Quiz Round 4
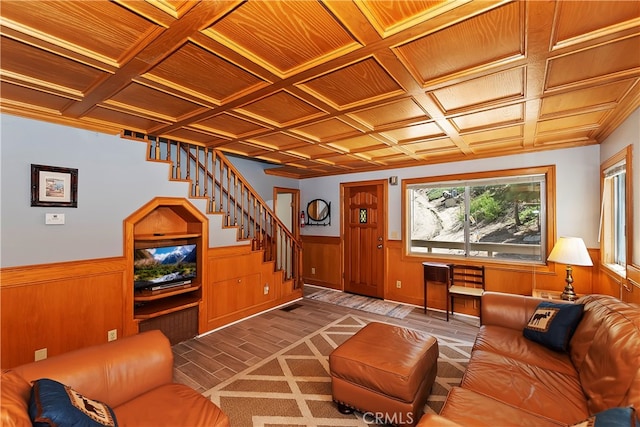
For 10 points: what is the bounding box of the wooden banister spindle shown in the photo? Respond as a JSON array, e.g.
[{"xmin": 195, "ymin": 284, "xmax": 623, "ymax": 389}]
[
  {"xmin": 210, "ymin": 150, "xmax": 216, "ymax": 212},
  {"xmin": 176, "ymin": 141, "xmax": 181, "ymax": 179},
  {"xmin": 193, "ymin": 146, "xmax": 200, "ymax": 197},
  {"xmin": 219, "ymin": 156, "xmax": 224, "ymax": 212},
  {"xmin": 226, "ymin": 166, "xmax": 231, "ymax": 225},
  {"xmin": 203, "ymin": 147, "xmax": 208, "ymax": 198},
  {"xmin": 239, "ymin": 183, "xmax": 244, "ymax": 236},
  {"xmin": 232, "ymin": 174, "xmax": 236, "ymax": 225},
  {"xmin": 186, "ymin": 144, "xmax": 191, "ymax": 180}
]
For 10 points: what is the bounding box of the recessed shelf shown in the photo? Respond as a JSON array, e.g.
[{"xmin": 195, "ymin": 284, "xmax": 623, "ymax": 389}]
[
  {"xmin": 134, "ymin": 294, "xmax": 200, "ymax": 320},
  {"xmin": 126, "ymin": 197, "xmax": 208, "ymax": 337},
  {"xmin": 134, "ymin": 284, "xmax": 201, "ymax": 302},
  {"xmin": 134, "ymin": 232, "xmax": 201, "ymax": 241}
]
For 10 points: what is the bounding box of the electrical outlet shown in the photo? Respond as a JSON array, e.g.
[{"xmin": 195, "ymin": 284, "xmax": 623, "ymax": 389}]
[
  {"xmin": 35, "ymin": 348, "xmax": 47, "ymax": 361},
  {"xmin": 311, "ymin": 267, "xmax": 316, "ymax": 274},
  {"xmin": 107, "ymin": 329, "xmax": 117, "ymax": 342},
  {"xmin": 263, "ymin": 284, "xmax": 269, "ymax": 295},
  {"xmin": 396, "ymin": 280, "xmax": 402, "ymax": 288}
]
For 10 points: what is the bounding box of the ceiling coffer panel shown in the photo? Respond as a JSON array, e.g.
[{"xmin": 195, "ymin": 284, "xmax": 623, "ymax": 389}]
[
  {"xmin": 462, "ymin": 125, "xmax": 523, "ymax": 146},
  {"xmin": 347, "ymin": 98, "xmax": 430, "ymax": 130},
  {"xmin": 451, "ymin": 104, "xmax": 525, "ymax": 133},
  {"xmin": 248, "ymin": 132, "xmax": 313, "ymax": 151},
  {"xmin": 104, "ymin": 82, "xmax": 205, "ymax": 121},
  {"xmin": 430, "ymin": 67, "xmax": 525, "ymax": 114},
  {"xmin": 380, "ymin": 122, "xmax": 445, "ymax": 144},
  {"xmin": 142, "ymin": 42, "xmax": 267, "ymax": 105},
  {"xmin": 1, "ymin": 1, "xmax": 160, "ymax": 66},
  {"xmin": 234, "ymin": 91, "xmax": 326, "ymax": 127},
  {"xmin": 289, "ymin": 118, "xmax": 362, "ymax": 143},
  {"xmin": 161, "ymin": 128, "xmax": 229, "ymax": 146},
  {"xmin": 1, "ymin": 0, "xmax": 639, "ymax": 179},
  {"xmin": 551, "ymin": 1, "xmax": 640, "ymax": 49},
  {"xmin": 545, "ymin": 35, "xmax": 640, "ymax": 91},
  {"xmin": 202, "ymin": 0, "xmax": 360, "ymax": 77},
  {"xmin": 192, "ymin": 113, "xmax": 270, "ymax": 139},
  {"xmin": 297, "ymin": 57, "xmax": 405, "ymax": 110},
  {"xmin": 356, "ymin": 0, "xmax": 469, "ymax": 38},
  {"xmin": 0, "ymin": 36, "xmax": 107, "ymax": 97},
  {"xmin": 394, "ymin": 1, "xmax": 525, "ymax": 87},
  {"xmin": 539, "ymin": 80, "xmax": 635, "ymax": 119}
]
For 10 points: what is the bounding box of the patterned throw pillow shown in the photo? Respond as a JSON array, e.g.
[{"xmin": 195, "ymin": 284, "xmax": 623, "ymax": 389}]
[
  {"xmin": 570, "ymin": 406, "xmax": 637, "ymax": 427},
  {"xmin": 523, "ymin": 301, "xmax": 584, "ymax": 352},
  {"xmin": 29, "ymin": 378, "xmax": 117, "ymax": 427}
]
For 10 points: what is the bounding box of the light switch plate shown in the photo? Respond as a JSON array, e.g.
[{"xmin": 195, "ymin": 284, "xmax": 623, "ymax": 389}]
[{"xmin": 45, "ymin": 213, "xmax": 65, "ymax": 225}]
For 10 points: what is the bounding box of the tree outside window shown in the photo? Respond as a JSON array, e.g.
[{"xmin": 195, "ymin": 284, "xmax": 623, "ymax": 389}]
[{"xmin": 405, "ymin": 167, "xmax": 553, "ymax": 263}]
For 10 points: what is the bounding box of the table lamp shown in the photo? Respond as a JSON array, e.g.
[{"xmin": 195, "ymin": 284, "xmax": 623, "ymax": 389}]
[{"xmin": 547, "ymin": 237, "xmax": 593, "ymax": 301}]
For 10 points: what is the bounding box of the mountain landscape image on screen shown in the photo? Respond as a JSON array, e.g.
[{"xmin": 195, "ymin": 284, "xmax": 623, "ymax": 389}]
[{"xmin": 133, "ymin": 244, "xmax": 196, "ymax": 289}]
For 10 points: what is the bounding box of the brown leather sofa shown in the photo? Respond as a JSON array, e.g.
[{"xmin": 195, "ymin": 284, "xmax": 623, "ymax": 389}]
[
  {"xmin": 418, "ymin": 292, "xmax": 640, "ymax": 426},
  {"xmin": 1, "ymin": 330, "xmax": 229, "ymax": 427}
]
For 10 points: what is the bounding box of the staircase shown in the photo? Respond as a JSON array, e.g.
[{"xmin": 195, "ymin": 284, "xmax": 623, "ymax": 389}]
[{"xmin": 121, "ymin": 130, "xmax": 302, "ymax": 290}]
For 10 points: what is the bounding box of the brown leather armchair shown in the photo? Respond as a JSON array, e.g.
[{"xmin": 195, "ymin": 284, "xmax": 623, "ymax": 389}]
[{"xmin": 1, "ymin": 330, "xmax": 229, "ymax": 426}]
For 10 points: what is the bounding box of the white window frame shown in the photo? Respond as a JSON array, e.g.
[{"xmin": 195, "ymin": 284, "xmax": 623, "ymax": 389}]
[{"xmin": 600, "ymin": 146, "xmax": 632, "ymax": 278}]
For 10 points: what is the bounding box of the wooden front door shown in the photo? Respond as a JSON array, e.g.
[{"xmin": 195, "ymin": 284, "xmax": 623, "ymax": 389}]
[{"xmin": 342, "ymin": 181, "xmax": 386, "ymax": 298}]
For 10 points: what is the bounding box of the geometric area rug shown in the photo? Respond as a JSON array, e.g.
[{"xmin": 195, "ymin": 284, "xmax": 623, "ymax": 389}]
[
  {"xmin": 204, "ymin": 314, "xmax": 473, "ymax": 426},
  {"xmin": 305, "ymin": 289, "xmax": 415, "ymax": 319}
]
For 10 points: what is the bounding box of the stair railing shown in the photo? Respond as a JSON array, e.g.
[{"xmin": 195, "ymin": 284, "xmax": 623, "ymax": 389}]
[{"xmin": 122, "ymin": 130, "xmax": 302, "ymax": 289}]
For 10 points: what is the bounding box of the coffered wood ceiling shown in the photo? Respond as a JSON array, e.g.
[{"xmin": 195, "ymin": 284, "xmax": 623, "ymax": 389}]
[{"xmin": 1, "ymin": 1, "xmax": 639, "ymax": 178}]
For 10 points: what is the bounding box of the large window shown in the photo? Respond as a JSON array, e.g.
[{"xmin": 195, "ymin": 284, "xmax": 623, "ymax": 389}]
[
  {"xmin": 600, "ymin": 146, "xmax": 631, "ymax": 276},
  {"xmin": 405, "ymin": 167, "xmax": 553, "ymax": 263}
]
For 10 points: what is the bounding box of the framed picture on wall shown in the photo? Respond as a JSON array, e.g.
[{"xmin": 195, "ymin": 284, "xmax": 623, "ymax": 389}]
[{"xmin": 31, "ymin": 164, "xmax": 78, "ymax": 208}]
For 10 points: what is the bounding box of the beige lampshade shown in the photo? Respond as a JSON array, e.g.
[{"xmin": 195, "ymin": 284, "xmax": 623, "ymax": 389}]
[{"xmin": 547, "ymin": 237, "xmax": 593, "ymax": 266}]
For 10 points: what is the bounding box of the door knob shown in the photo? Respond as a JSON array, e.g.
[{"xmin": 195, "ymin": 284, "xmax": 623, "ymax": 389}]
[{"xmin": 377, "ymin": 244, "xmax": 383, "ymax": 249}]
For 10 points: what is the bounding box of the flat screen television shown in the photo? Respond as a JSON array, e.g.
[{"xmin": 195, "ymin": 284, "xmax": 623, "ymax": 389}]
[{"xmin": 133, "ymin": 244, "xmax": 197, "ymax": 291}]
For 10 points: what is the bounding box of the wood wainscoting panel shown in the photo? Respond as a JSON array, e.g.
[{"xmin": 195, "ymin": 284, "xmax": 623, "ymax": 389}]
[
  {"xmin": 385, "ymin": 241, "xmax": 428, "ymax": 308},
  {"xmin": 1, "ymin": 257, "xmax": 127, "ymax": 369},
  {"xmin": 205, "ymin": 245, "xmax": 302, "ymax": 331},
  {"xmin": 301, "ymin": 235, "xmax": 342, "ymax": 290},
  {"xmin": 386, "ymin": 242, "xmax": 600, "ymax": 317},
  {"xmin": 623, "ymin": 264, "xmax": 640, "ymax": 304}
]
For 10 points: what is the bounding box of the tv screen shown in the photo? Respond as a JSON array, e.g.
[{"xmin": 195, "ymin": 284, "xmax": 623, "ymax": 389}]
[{"xmin": 133, "ymin": 244, "xmax": 197, "ymax": 291}]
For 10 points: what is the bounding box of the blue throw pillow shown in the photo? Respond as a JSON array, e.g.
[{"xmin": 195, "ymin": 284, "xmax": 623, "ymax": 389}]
[
  {"xmin": 29, "ymin": 378, "xmax": 117, "ymax": 427},
  {"xmin": 523, "ymin": 301, "xmax": 584, "ymax": 352},
  {"xmin": 570, "ymin": 406, "xmax": 637, "ymax": 427}
]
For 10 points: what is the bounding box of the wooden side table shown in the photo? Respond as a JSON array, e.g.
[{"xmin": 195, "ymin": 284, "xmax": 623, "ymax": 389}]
[
  {"xmin": 532, "ymin": 289, "xmax": 580, "ymax": 302},
  {"xmin": 423, "ymin": 262, "xmax": 450, "ymax": 314}
]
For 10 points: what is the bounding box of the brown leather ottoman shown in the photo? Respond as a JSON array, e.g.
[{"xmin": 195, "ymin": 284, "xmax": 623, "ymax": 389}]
[{"xmin": 329, "ymin": 322, "xmax": 439, "ymax": 427}]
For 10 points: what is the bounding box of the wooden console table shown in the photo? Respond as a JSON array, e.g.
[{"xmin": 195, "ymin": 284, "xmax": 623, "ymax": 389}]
[{"xmin": 423, "ymin": 262, "xmax": 450, "ymax": 314}]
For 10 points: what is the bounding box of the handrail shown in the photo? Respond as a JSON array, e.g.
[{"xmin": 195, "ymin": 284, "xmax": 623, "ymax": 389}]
[{"xmin": 121, "ymin": 130, "xmax": 303, "ymax": 289}]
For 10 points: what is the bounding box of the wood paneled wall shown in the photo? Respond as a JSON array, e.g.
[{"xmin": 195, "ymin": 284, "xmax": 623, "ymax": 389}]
[
  {"xmin": 303, "ymin": 237, "xmax": 605, "ymax": 317},
  {"xmin": 301, "ymin": 236, "xmax": 342, "ymax": 290},
  {"xmin": 205, "ymin": 245, "xmax": 302, "ymax": 331},
  {"xmin": 1, "ymin": 245, "xmax": 301, "ymax": 369},
  {"xmin": 597, "ymin": 264, "xmax": 640, "ymax": 305},
  {"xmin": 1, "ymin": 257, "xmax": 127, "ymax": 369}
]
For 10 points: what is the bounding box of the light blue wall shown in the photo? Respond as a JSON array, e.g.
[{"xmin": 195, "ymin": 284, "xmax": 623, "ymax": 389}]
[
  {"xmin": 3, "ymin": 110, "xmax": 637, "ymax": 267},
  {"xmin": 299, "ymin": 145, "xmax": 603, "ymax": 250},
  {"xmin": 227, "ymin": 155, "xmax": 299, "ymax": 209},
  {"xmin": 0, "ymin": 114, "xmax": 295, "ymax": 267}
]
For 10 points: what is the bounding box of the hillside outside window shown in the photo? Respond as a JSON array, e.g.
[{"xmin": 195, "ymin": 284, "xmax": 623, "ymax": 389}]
[{"xmin": 405, "ymin": 167, "xmax": 553, "ymax": 263}]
